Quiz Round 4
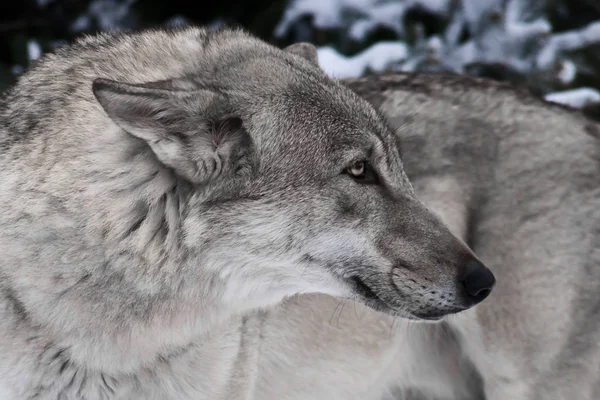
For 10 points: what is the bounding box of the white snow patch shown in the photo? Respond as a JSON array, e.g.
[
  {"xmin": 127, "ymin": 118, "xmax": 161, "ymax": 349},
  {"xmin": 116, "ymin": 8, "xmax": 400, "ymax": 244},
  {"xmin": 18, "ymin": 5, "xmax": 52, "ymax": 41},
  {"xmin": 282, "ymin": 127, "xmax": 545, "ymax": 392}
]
[
  {"xmin": 348, "ymin": 3, "xmax": 407, "ymax": 41},
  {"xmin": 317, "ymin": 42, "xmax": 408, "ymax": 79},
  {"xmin": 27, "ymin": 40, "xmax": 42, "ymax": 61},
  {"xmin": 545, "ymin": 88, "xmax": 600, "ymax": 109},
  {"xmin": 276, "ymin": 0, "xmax": 452, "ymax": 40},
  {"xmin": 276, "ymin": 0, "xmax": 373, "ymax": 36},
  {"xmin": 557, "ymin": 60, "xmax": 576, "ymax": 84}
]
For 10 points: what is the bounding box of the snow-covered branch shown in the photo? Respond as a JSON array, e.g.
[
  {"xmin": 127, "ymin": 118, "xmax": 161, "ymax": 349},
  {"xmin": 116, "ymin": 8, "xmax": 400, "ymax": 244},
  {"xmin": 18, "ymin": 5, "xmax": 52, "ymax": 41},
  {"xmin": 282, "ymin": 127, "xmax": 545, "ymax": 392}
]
[
  {"xmin": 276, "ymin": 0, "xmax": 600, "ymax": 109},
  {"xmin": 545, "ymin": 88, "xmax": 600, "ymax": 108}
]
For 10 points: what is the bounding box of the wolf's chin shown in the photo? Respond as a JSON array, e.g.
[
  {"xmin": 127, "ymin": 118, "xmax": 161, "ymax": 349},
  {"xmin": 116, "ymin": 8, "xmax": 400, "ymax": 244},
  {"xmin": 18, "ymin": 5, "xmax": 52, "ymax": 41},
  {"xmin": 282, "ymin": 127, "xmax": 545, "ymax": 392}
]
[
  {"xmin": 344, "ymin": 275, "xmax": 453, "ymax": 323},
  {"xmin": 345, "ymin": 275, "xmax": 410, "ymax": 318}
]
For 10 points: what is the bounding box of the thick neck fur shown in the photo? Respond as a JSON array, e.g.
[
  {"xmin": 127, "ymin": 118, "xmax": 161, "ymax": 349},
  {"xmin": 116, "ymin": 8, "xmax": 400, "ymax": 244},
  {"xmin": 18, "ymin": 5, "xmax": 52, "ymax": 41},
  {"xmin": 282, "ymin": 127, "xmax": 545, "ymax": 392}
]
[{"xmin": 0, "ymin": 28, "xmax": 310, "ymax": 393}]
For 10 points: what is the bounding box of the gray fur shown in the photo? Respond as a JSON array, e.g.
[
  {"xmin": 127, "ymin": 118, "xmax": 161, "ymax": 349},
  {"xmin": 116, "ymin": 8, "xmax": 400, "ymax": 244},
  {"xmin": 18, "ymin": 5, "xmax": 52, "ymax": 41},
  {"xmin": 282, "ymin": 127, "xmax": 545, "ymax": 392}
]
[
  {"xmin": 0, "ymin": 28, "xmax": 485, "ymax": 399},
  {"xmin": 345, "ymin": 73, "xmax": 600, "ymax": 400},
  {"xmin": 239, "ymin": 72, "xmax": 600, "ymax": 400}
]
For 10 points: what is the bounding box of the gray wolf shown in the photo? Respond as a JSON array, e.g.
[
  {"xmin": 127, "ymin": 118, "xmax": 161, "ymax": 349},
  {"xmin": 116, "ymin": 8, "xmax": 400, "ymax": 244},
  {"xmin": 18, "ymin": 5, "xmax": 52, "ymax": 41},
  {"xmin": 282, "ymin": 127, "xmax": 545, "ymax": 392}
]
[
  {"xmin": 0, "ymin": 27, "xmax": 492, "ymax": 399},
  {"xmin": 342, "ymin": 73, "xmax": 600, "ymax": 400},
  {"xmin": 244, "ymin": 73, "xmax": 600, "ymax": 400}
]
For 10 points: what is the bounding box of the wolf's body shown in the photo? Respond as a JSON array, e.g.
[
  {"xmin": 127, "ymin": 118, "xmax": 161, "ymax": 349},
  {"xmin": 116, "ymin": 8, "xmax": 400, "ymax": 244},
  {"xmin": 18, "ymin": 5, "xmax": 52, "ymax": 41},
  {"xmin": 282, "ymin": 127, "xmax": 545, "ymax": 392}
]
[{"xmin": 0, "ymin": 27, "xmax": 490, "ymax": 399}]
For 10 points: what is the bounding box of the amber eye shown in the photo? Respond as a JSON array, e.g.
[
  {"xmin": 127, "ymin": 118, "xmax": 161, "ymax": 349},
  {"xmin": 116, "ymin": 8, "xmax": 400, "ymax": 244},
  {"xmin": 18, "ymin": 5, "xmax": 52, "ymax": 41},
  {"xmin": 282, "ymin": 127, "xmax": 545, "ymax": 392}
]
[
  {"xmin": 345, "ymin": 161, "xmax": 379, "ymax": 184},
  {"xmin": 347, "ymin": 161, "xmax": 366, "ymax": 178}
]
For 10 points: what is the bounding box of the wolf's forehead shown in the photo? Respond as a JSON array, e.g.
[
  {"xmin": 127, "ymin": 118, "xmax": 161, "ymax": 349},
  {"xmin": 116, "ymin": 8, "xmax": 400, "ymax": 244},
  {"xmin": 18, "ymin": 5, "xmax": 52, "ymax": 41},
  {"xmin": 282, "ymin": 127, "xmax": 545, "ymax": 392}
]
[
  {"xmin": 266, "ymin": 103, "xmax": 391, "ymax": 166},
  {"xmin": 259, "ymin": 83, "xmax": 392, "ymax": 154},
  {"xmin": 281, "ymin": 83, "xmax": 383, "ymax": 129}
]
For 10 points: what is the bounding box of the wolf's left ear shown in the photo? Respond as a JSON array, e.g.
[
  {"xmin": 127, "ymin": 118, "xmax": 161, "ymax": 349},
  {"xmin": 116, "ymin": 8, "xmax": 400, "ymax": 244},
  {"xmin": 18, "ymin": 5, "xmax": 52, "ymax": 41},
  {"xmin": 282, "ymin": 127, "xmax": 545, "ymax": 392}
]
[
  {"xmin": 284, "ymin": 42, "xmax": 319, "ymax": 67},
  {"xmin": 92, "ymin": 78, "xmax": 254, "ymax": 184}
]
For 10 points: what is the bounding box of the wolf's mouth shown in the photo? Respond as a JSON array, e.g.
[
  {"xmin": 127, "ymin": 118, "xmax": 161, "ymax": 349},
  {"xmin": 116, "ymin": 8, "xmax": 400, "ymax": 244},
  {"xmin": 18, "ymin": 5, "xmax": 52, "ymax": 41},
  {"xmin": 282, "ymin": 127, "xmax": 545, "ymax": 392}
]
[
  {"xmin": 345, "ymin": 276, "xmax": 454, "ymax": 322},
  {"xmin": 348, "ymin": 276, "xmax": 379, "ymax": 301},
  {"xmin": 346, "ymin": 276, "xmax": 393, "ymax": 313},
  {"xmin": 409, "ymin": 313, "xmax": 444, "ymax": 321}
]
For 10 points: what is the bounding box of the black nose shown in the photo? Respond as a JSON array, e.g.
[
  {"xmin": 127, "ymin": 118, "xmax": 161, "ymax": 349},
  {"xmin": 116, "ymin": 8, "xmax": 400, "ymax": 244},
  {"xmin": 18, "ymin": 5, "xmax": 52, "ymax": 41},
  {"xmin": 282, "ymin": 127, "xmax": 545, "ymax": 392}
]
[{"xmin": 461, "ymin": 260, "xmax": 495, "ymax": 305}]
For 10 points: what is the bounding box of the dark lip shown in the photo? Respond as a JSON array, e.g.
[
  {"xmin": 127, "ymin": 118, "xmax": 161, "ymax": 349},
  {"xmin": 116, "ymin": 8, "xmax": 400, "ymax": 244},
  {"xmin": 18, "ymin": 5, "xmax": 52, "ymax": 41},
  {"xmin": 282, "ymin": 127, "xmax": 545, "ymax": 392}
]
[
  {"xmin": 345, "ymin": 276, "xmax": 394, "ymax": 314},
  {"xmin": 409, "ymin": 314, "xmax": 444, "ymax": 321},
  {"xmin": 394, "ymin": 311, "xmax": 447, "ymax": 323},
  {"xmin": 347, "ymin": 276, "xmax": 381, "ymax": 302},
  {"xmin": 409, "ymin": 306, "xmax": 468, "ymax": 321}
]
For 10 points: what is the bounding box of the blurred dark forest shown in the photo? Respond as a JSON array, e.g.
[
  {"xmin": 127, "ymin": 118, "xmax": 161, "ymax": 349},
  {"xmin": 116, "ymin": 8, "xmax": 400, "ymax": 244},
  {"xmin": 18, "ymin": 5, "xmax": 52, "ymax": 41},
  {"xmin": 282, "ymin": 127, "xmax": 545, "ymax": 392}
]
[
  {"xmin": 2, "ymin": 0, "xmax": 600, "ymax": 119},
  {"xmin": 0, "ymin": 0, "xmax": 293, "ymax": 92}
]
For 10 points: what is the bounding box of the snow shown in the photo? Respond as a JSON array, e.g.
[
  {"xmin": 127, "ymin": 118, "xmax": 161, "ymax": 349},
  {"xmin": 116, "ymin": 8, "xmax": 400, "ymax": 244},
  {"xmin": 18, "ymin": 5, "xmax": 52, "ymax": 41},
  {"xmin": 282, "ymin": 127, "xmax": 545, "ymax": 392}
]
[
  {"xmin": 276, "ymin": 0, "xmax": 449, "ymax": 39},
  {"xmin": 557, "ymin": 60, "xmax": 576, "ymax": 85},
  {"xmin": 71, "ymin": 0, "xmax": 135, "ymax": 32},
  {"xmin": 348, "ymin": 3, "xmax": 407, "ymax": 41},
  {"xmin": 27, "ymin": 40, "xmax": 42, "ymax": 61},
  {"xmin": 8, "ymin": 0, "xmax": 600, "ymax": 112},
  {"xmin": 537, "ymin": 21, "xmax": 600, "ymax": 70},
  {"xmin": 275, "ymin": 0, "xmax": 373, "ymax": 36},
  {"xmin": 317, "ymin": 42, "xmax": 408, "ymax": 79},
  {"xmin": 544, "ymin": 88, "xmax": 600, "ymax": 108},
  {"xmin": 277, "ymin": 0, "xmax": 600, "ymax": 108}
]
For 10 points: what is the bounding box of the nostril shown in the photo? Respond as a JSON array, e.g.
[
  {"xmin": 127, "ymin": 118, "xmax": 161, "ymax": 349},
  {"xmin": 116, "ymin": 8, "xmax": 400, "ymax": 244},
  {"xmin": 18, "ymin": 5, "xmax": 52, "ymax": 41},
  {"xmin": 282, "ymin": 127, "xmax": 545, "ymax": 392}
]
[
  {"xmin": 470, "ymin": 288, "xmax": 492, "ymax": 304},
  {"xmin": 461, "ymin": 260, "xmax": 495, "ymax": 304}
]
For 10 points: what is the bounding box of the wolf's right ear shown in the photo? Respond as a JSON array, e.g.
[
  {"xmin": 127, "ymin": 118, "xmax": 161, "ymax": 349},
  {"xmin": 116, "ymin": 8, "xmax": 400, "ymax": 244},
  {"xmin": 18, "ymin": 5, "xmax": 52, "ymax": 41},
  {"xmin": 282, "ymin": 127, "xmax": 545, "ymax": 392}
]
[
  {"xmin": 92, "ymin": 78, "xmax": 254, "ymax": 184},
  {"xmin": 284, "ymin": 42, "xmax": 319, "ymax": 67}
]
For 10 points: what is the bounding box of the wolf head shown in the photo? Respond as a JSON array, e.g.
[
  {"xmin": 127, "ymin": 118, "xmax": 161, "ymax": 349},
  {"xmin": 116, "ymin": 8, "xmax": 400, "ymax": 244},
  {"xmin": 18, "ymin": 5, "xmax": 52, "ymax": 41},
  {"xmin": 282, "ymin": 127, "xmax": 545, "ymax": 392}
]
[{"xmin": 90, "ymin": 31, "xmax": 494, "ymax": 321}]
